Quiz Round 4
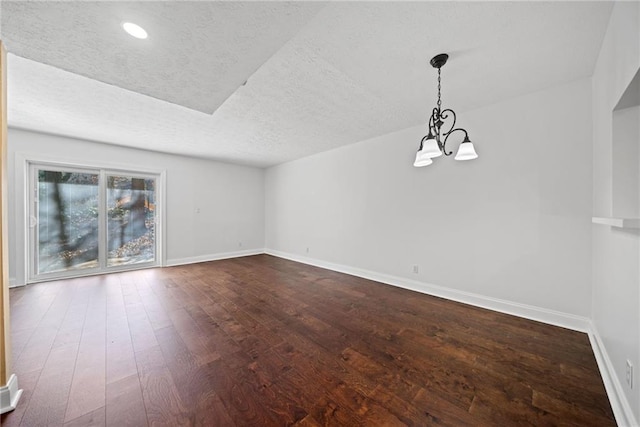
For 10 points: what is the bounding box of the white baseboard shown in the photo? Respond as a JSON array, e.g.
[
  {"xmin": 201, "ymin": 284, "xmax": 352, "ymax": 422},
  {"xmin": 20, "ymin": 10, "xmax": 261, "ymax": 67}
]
[
  {"xmin": 264, "ymin": 249, "xmax": 591, "ymax": 332},
  {"xmin": 0, "ymin": 374, "xmax": 23, "ymax": 415},
  {"xmin": 588, "ymin": 324, "xmax": 638, "ymax": 427},
  {"xmin": 8, "ymin": 277, "xmax": 22, "ymax": 288},
  {"xmin": 165, "ymin": 248, "xmax": 265, "ymax": 267}
]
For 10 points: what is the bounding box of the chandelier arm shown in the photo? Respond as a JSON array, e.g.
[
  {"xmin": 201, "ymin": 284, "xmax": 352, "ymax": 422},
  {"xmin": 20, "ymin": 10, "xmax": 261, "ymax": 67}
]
[
  {"xmin": 429, "ymin": 108, "xmax": 440, "ymax": 140},
  {"xmin": 430, "ymin": 108, "xmax": 439, "ymax": 127},
  {"xmin": 438, "ymin": 108, "xmax": 457, "ymax": 153},
  {"xmin": 442, "ymin": 128, "xmax": 469, "ymax": 156},
  {"xmin": 418, "ymin": 134, "xmax": 430, "ymax": 150},
  {"xmin": 439, "ymin": 109, "xmax": 457, "ymax": 135},
  {"xmin": 430, "ymin": 107, "xmax": 442, "ymax": 146}
]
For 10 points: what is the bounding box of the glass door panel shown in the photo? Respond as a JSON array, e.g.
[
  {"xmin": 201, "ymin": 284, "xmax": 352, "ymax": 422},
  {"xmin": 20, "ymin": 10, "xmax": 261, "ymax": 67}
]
[
  {"xmin": 29, "ymin": 163, "xmax": 161, "ymax": 283},
  {"xmin": 106, "ymin": 175, "xmax": 156, "ymax": 267},
  {"xmin": 37, "ymin": 169, "xmax": 99, "ymax": 275}
]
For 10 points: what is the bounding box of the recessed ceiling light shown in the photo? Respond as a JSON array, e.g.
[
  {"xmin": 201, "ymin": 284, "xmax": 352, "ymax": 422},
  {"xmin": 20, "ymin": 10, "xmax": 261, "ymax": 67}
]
[{"xmin": 122, "ymin": 22, "xmax": 148, "ymax": 39}]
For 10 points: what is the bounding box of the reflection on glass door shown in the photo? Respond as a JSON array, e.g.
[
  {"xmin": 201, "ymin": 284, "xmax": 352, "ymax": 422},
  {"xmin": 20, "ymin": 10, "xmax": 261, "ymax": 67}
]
[
  {"xmin": 30, "ymin": 164, "xmax": 160, "ymax": 282},
  {"xmin": 37, "ymin": 169, "xmax": 99, "ymax": 274},
  {"xmin": 107, "ymin": 175, "xmax": 156, "ymax": 266}
]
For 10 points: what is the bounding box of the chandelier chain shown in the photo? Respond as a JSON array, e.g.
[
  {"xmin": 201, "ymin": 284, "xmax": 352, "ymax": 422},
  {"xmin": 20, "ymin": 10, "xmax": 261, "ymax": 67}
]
[{"xmin": 437, "ymin": 67, "xmax": 442, "ymax": 111}]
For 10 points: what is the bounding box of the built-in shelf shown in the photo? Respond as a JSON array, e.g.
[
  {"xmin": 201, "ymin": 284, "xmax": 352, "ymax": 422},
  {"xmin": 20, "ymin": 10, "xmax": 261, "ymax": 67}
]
[
  {"xmin": 610, "ymin": 70, "xmax": 639, "ymax": 225},
  {"xmin": 592, "ymin": 217, "xmax": 640, "ymax": 228}
]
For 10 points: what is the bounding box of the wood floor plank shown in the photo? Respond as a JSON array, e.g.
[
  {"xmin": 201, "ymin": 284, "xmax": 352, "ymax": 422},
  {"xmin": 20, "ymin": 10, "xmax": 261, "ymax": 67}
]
[
  {"xmin": 206, "ymin": 356, "xmax": 280, "ymax": 426},
  {"xmin": 64, "ymin": 284, "xmax": 107, "ymax": 423},
  {"xmin": 8, "ymin": 326, "xmax": 35, "ymax": 363},
  {"xmin": 154, "ymin": 325, "xmax": 235, "ymax": 426},
  {"xmin": 184, "ymin": 303, "xmax": 243, "ymax": 356},
  {"xmin": 167, "ymin": 307, "xmax": 221, "ymax": 365},
  {"xmin": 11, "ymin": 324, "xmax": 58, "ymax": 375},
  {"xmin": 136, "ymin": 345, "xmax": 192, "ymax": 426},
  {"xmin": 225, "ymin": 353, "xmax": 301, "ymax": 426},
  {"xmin": 106, "ymin": 307, "xmax": 137, "ymax": 385},
  {"xmin": 125, "ymin": 290, "xmax": 159, "ymax": 354},
  {"xmin": 7, "ymin": 255, "xmax": 615, "ymax": 426},
  {"xmin": 64, "ymin": 406, "xmax": 106, "ymax": 427},
  {"xmin": 105, "ymin": 374, "xmax": 148, "ymax": 427},
  {"xmin": 411, "ymin": 387, "xmax": 479, "ymax": 427},
  {"xmin": 20, "ymin": 343, "xmax": 79, "ymax": 426}
]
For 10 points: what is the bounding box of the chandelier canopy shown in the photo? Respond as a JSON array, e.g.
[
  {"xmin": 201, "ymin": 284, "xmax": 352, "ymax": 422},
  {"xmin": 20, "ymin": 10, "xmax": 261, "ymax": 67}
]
[{"xmin": 414, "ymin": 53, "xmax": 478, "ymax": 167}]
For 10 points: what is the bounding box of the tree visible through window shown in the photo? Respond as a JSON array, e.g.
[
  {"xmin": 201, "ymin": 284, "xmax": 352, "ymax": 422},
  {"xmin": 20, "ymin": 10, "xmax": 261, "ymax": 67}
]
[
  {"xmin": 38, "ymin": 170, "xmax": 99, "ymax": 274},
  {"xmin": 107, "ymin": 175, "xmax": 156, "ymax": 266}
]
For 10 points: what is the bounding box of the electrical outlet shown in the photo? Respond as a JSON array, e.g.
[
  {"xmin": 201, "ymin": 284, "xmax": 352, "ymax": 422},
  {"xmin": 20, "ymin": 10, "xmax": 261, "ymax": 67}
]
[
  {"xmin": 626, "ymin": 360, "xmax": 633, "ymax": 389},
  {"xmin": 195, "ymin": 207, "xmax": 201, "ymax": 214},
  {"xmin": 412, "ymin": 265, "xmax": 419, "ymax": 274},
  {"xmin": 238, "ymin": 241, "xmax": 242, "ymax": 248},
  {"xmin": 306, "ymin": 247, "xmax": 310, "ymax": 254}
]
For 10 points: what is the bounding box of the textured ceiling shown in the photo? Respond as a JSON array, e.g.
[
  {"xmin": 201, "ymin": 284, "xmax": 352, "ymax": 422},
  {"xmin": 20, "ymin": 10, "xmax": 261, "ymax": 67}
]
[
  {"xmin": 2, "ymin": 1, "xmax": 324, "ymax": 114},
  {"xmin": 1, "ymin": 1, "xmax": 613, "ymax": 167}
]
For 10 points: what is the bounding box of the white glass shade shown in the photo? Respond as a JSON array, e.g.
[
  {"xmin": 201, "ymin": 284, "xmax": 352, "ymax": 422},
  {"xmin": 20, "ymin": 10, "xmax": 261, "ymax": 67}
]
[
  {"xmin": 454, "ymin": 141, "xmax": 478, "ymax": 161},
  {"xmin": 413, "ymin": 151, "xmax": 433, "ymax": 167},
  {"xmin": 420, "ymin": 137, "xmax": 442, "ymax": 158}
]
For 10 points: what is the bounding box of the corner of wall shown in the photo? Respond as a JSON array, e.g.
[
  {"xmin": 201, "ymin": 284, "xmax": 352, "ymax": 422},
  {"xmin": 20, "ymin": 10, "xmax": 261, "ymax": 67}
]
[
  {"xmin": 588, "ymin": 322, "xmax": 639, "ymax": 427},
  {"xmin": 590, "ymin": 3, "xmax": 640, "ymax": 426}
]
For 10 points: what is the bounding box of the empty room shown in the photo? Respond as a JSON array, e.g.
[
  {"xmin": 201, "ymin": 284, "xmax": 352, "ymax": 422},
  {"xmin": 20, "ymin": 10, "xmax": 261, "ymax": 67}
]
[{"xmin": 0, "ymin": 1, "xmax": 638, "ymax": 426}]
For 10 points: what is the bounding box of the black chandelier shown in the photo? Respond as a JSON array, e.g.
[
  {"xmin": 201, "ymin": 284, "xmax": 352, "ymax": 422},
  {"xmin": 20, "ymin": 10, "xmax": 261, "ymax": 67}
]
[{"xmin": 414, "ymin": 53, "xmax": 478, "ymax": 167}]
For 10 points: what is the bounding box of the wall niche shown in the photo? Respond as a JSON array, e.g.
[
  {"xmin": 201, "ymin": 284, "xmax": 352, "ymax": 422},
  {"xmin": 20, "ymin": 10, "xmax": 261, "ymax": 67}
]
[{"xmin": 594, "ymin": 67, "xmax": 640, "ymax": 229}]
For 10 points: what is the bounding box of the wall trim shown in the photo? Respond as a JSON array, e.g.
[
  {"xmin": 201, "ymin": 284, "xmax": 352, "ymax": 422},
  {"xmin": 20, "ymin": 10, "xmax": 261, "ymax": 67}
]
[
  {"xmin": 166, "ymin": 248, "xmax": 265, "ymax": 267},
  {"xmin": 0, "ymin": 374, "xmax": 22, "ymax": 414},
  {"xmin": 264, "ymin": 249, "xmax": 591, "ymax": 332},
  {"xmin": 588, "ymin": 323, "xmax": 638, "ymax": 427}
]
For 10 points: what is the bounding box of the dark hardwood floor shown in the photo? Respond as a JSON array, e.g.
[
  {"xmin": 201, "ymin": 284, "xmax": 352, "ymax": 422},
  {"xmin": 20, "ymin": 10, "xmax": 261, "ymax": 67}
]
[{"xmin": 2, "ymin": 254, "xmax": 615, "ymax": 426}]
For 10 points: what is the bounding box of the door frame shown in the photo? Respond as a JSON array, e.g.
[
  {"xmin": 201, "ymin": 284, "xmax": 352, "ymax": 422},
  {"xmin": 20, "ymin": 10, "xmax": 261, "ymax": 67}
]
[{"xmin": 19, "ymin": 154, "xmax": 166, "ymax": 284}]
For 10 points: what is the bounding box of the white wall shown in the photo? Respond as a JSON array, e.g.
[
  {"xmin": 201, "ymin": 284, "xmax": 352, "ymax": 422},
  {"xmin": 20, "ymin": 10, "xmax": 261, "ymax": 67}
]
[
  {"xmin": 8, "ymin": 128, "xmax": 265, "ymax": 286},
  {"xmin": 266, "ymin": 77, "xmax": 593, "ymax": 323},
  {"xmin": 592, "ymin": 2, "xmax": 640, "ymax": 425}
]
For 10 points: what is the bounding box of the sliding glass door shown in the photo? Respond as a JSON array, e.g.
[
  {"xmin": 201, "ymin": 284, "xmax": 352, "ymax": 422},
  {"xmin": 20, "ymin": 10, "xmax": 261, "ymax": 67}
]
[
  {"xmin": 29, "ymin": 164, "xmax": 160, "ymax": 282},
  {"xmin": 106, "ymin": 174, "xmax": 156, "ymax": 267}
]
